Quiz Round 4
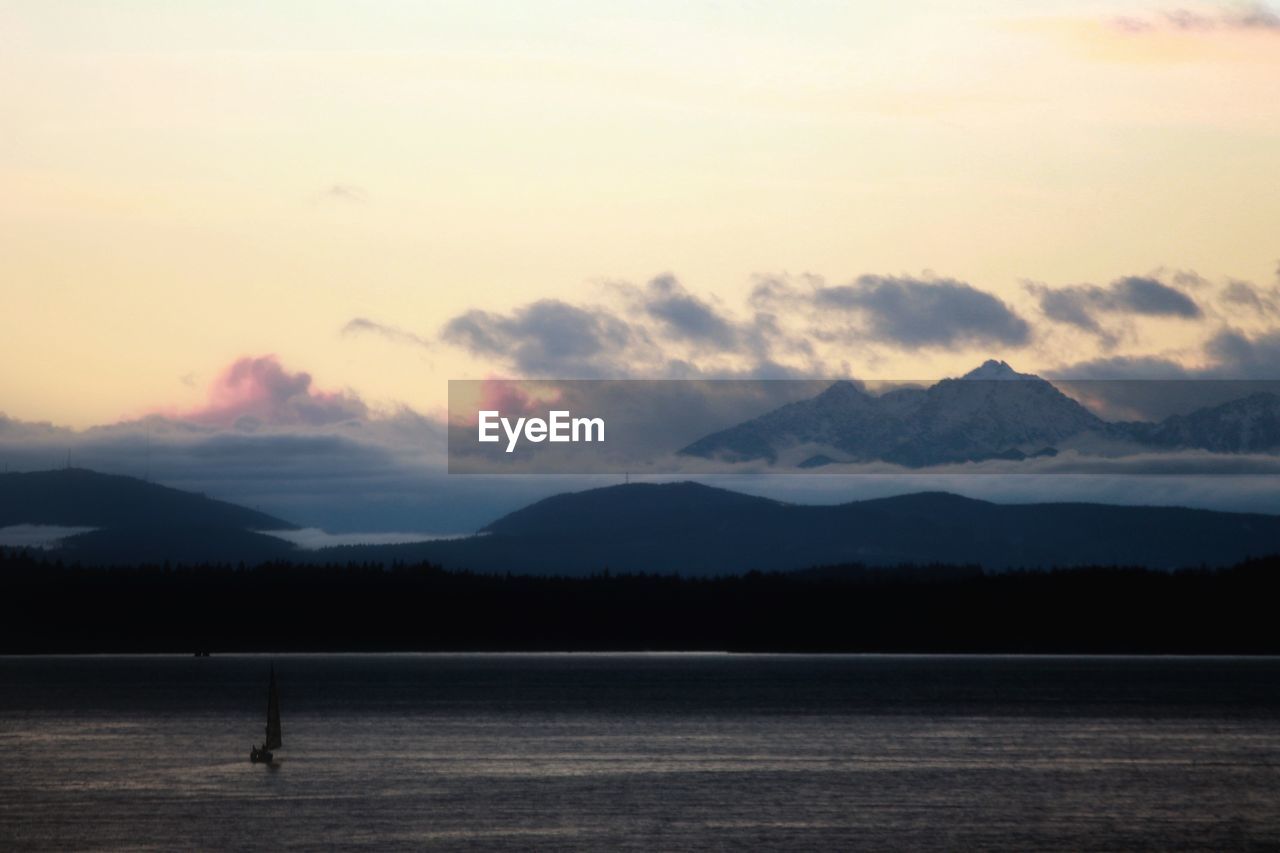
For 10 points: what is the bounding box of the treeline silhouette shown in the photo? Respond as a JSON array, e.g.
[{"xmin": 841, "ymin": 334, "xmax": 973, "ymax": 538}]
[{"xmin": 2, "ymin": 549, "xmax": 1278, "ymax": 653}]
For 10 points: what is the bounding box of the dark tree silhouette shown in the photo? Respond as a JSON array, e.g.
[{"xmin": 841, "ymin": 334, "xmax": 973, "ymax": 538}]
[{"xmin": 1, "ymin": 548, "xmax": 1277, "ymax": 654}]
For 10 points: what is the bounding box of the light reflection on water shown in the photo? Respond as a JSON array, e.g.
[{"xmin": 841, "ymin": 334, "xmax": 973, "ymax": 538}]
[{"xmin": 1, "ymin": 654, "xmax": 1279, "ymax": 850}]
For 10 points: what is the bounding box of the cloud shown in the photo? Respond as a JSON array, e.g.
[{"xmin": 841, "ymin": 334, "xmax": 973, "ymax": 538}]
[
  {"xmin": 380, "ymin": 267, "xmax": 1269, "ymax": 386},
  {"xmin": 639, "ymin": 274, "xmax": 739, "ymax": 349},
  {"xmin": 1171, "ymin": 269, "xmax": 1212, "ymax": 290},
  {"xmin": 342, "ymin": 317, "xmax": 433, "ymax": 349},
  {"xmin": 632, "ymin": 274, "xmax": 821, "ymax": 369},
  {"xmin": 436, "ymin": 275, "xmax": 827, "ymax": 379},
  {"xmin": 455, "ymin": 379, "xmax": 569, "ymax": 428},
  {"xmin": 167, "ymin": 355, "xmax": 367, "ymax": 429},
  {"xmin": 1030, "ymin": 275, "xmax": 1201, "ymax": 341},
  {"xmin": 1220, "ymin": 279, "xmax": 1279, "ymax": 315},
  {"xmin": 1111, "ymin": 16, "xmax": 1158, "ymax": 34},
  {"xmin": 441, "ymin": 299, "xmax": 644, "ymax": 377},
  {"xmin": 0, "ymin": 414, "xmax": 75, "ymax": 443},
  {"xmin": 1114, "ymin": 276, "xmax": 1202, "ymax": 317},
  {"xmin": 323, "ymin": 183, "xmax": 368, "ymax": 202},
  {"xmin": 1166, "ymin": 4, "xmax": 1280, "ymax": 31},
  {"xmin": 1045, "ymin": 355, "xmax": 1192, "ymax": 380},
  {"xmin": 438, "ymin": 274, "xmax": 814, "ymax": 378},
  {"xmin": 1204, "ymin": 328, "xmax": 1280, "ymax": 377},
  {"xmin": 1032, "ymin": 282, "xmax": 1112, "ymax": 340},
  {"xmin": 814, "ymin": 275, "xmax": 1031, "ymax": 348},
  {"xmin": 1111, "ymin": 4, "xmax": 1280, "ymax": 34},
  {"xmin": 0, "ymin": 353, "xmax": 459, "ymax": 532},
  {"xmin": 376, "ymin": 271, "xmax": 1042, "ymax": 378},
  {"xmin": 1051, "ymin": 327, "xmax": 1280, "ymax": 382}
]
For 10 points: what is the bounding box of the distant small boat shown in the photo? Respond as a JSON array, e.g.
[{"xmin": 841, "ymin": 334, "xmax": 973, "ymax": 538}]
[
  {"xmin": 194, "ymin": 651, "xmax": 211, "ymax": 657},
  {"xmin": 249, "ymin": 665, "xmax": 282, "ymax": 764}
]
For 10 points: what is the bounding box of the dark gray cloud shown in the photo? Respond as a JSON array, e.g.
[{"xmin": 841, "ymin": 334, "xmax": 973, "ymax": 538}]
[
  {"xmin": 1115, "ymin": 276, "xmax": 1202, "ymax": 317},
  {"xmin": 441, "ymin": 299, "xmax": 642, "ymax": 377},
  {"xmin": 641, "ymin": 274, "xmax": 739, "ymax": 349},
  {"xmin": 816, "ymin": 275, "xmax": 1031, "ymax": 348},
  {"xmin": 1034, "ymin": 284, "xmax": 1110, "ymax": 338},
  {"xmin": 1031, "ymin": 275, "xmax": 1201, "ymax": 340},
  {"xmin": 401, "ymin": 268, "xmax": 1261, "ymax": 383},
  {"xmin": 391, "ymin": 271, "xmax": 1036, "ymax": 375},
  {"xmin": 1205, "ymin": 328, "xmax": 1280, "ymax": 377},
  {"xmin": 1051, "ymin": 328, "xmax": 1280, "ymax": 382},
  {"xmin": 1045, "ymin": 355, "xmax": 1192, "ymax": 380},
  {"xmin": 620, "ymin": 274, "xmax": 814, "ymax": 366},
  {"xmin": 435, "ymin": 274, "xmax": 830, "ymax": 378}
]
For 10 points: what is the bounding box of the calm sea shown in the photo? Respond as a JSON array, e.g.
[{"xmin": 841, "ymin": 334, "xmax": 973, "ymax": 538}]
[{"xmin": 2, "ymin": 654, "xmax": 1279, "ymax": 851}]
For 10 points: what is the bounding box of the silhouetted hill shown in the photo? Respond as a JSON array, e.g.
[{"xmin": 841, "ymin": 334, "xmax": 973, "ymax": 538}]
[
  {"xmin": 55, "ymin": 525, "xmax": 299, "ymax": 566},
  {"xmin": 0, "ymin": 469, "xmax": 299, "ymax": 565},
  {"xmin": 316, "ymin": 482, "xmax": 1280, "ymax": 575},
  {"xmin": 10, "ymin": 471, "xmax": 1280, "ymax": 575},
  {"xmin": 482, "ymin": 481, "xmax": 784, "ymax": 537},
  {"xmin": 0, "ymin": 469, "xmax": 295, "ymax": 530}
]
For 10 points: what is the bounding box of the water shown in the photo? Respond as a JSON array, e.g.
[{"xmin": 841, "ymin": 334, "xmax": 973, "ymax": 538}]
[{"xmin": 2, "ymin": 654, "xmax": 1279, "ymax": 850}]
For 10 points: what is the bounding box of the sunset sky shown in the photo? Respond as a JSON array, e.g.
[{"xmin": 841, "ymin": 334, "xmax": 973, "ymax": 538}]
[{"xmin": 2, "ymin": 1, "xmax": 1277, "ymax": 430}]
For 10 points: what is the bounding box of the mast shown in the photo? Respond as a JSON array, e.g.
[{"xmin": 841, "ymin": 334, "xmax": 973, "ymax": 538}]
[{"xmin": 264, "ymin": 665, "xmax": 282, "ymax": 751}]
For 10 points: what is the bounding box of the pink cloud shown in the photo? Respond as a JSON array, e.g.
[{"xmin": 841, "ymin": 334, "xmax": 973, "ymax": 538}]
[
  {"xmin": 169, "ymin": 355, "xmax": 367, "ymax": 429},
  {"xmin": 449, "ymin": 378, "xmax": 567, "ymax": 428}
]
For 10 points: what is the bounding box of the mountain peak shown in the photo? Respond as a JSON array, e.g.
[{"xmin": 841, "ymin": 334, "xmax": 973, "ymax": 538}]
[
  {"xmin": 962, "ymin": 360, "xmax": 1033, "ymax": 381},
  {"xmin": 816, "ymin": 380, "xmax": 868, "ymax": 400}
]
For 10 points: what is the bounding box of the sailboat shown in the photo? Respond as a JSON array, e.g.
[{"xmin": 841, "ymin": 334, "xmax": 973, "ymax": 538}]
[{"xmin": 249, "ymin": 664, "xmax": 282, "ymax": 764}]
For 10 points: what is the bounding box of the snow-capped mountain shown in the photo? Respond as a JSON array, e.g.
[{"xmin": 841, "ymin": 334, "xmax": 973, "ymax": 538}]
[
  {"xmin": 958, "ymin": 359, "xmax": 1038, "ymax": 381},
  {"xmin": 678, "ymin": 360, "xmax": 1280, "ymax": 467},
  {"xmin": 1122, "ymin": 392, "xmax": 1280, "ymax": 453},
  {"xmin": 678, "ymin": 380, "xmax": 884, "ymax": 464}
]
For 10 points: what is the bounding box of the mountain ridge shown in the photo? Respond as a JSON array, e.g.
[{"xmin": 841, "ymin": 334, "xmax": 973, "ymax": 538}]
[
  {"xmin": 7, "ymin": 470, "xmax": 1280, "ymax": 574},
  {"xmin": 0, "ymin": 468, "xmax": 295, "ymax": 530},
  {"xmin": 679, "ymin": 360, "xmax": 1280, "ymax": 467},
  {"xmin": 0, "ymin": 468, "xmax": 299, "ymax": 565},
  {"xmin": 319, "ymin": 480, "xmax": 1280, "ymax": 575}
]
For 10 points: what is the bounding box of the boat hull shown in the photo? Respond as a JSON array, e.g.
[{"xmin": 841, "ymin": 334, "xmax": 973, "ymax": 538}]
[{"xmin": 250, "ymin": 747, "xmax": 273, "ymax": 763}]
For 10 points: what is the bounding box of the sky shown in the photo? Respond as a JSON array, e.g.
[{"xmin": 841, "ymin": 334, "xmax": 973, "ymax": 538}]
[{"xmin": 2, "ymin": 1, "xmax": 1279, "ymax": 528}]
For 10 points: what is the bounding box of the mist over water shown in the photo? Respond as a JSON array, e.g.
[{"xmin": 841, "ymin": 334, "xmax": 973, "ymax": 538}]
[
  {"xmin": 2, "ymin": 654, "xmax": 1279, "ymax": 850},
  {"xmin": 0, "ymin": 525, "xmax": 95, "ymax": 550},
  {"xmin": 260, "ymin": 529, "xmax": 468, "ymax": 549}
]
